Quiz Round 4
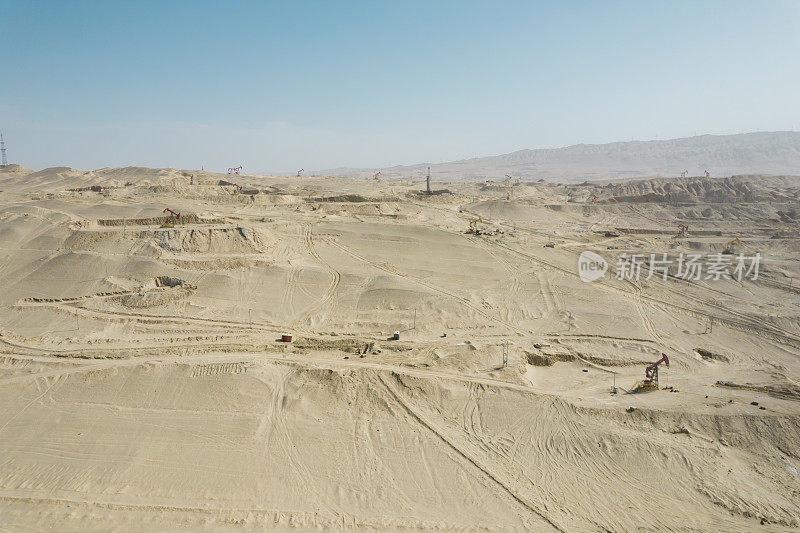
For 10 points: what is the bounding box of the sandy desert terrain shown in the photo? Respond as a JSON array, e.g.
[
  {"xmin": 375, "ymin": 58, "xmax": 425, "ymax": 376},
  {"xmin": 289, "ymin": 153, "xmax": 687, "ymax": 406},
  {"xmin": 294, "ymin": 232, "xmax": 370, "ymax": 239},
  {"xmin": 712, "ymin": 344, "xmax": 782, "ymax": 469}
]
[{"xmin": 0, "ymin": 164, "xmax": 799, "ymax": 531}]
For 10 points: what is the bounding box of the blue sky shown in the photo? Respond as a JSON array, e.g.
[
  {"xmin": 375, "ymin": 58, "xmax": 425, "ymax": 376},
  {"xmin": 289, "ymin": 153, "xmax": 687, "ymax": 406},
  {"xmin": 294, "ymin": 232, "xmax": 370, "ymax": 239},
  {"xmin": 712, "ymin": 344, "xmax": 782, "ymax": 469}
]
[{"xmin": 2, "ymin": 0, "xmax": 799, "ymax": 172}]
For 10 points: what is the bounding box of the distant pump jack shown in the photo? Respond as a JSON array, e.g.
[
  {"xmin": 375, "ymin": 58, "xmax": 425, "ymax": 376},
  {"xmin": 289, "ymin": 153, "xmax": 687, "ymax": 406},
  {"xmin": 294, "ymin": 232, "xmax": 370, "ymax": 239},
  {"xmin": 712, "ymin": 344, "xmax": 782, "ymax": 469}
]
[{"xmin": 162, "ymin": 208, "xmax": 180, "ymax": 228}]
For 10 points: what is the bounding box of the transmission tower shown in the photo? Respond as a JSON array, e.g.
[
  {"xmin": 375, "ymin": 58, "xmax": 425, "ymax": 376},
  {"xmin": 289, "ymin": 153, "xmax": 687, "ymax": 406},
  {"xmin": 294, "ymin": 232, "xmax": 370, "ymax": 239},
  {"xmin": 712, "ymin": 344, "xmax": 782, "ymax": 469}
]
[{"xmin": 0, "ymin": 133, "xmax": 7, "ymax": 167}]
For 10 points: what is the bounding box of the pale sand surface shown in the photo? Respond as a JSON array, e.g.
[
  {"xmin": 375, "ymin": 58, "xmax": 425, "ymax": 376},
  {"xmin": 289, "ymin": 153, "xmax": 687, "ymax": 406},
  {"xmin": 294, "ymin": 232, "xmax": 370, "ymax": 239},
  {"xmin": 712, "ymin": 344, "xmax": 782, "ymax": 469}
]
[{"xmin": 0, "ymin": 165, "xmax": 798, "ymax": 530}]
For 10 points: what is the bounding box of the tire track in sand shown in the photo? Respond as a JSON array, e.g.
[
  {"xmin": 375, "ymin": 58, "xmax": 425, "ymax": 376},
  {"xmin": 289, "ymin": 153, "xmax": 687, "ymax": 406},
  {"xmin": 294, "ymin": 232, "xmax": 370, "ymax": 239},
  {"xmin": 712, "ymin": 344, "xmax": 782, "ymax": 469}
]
[
  {"xmin": 292, "ymin": 225, "xmax": 341, "ymax": 328},
  {"xmin": 327, "ymin": 238, "xmax": 528, "ymax": 336},
  {"xmin": 281, "ymin": 265, "xmax": 301, "ymax": 317},
  {"xmin": 378, "ymin": 373, "xmax": 563, "ymax": 531}
]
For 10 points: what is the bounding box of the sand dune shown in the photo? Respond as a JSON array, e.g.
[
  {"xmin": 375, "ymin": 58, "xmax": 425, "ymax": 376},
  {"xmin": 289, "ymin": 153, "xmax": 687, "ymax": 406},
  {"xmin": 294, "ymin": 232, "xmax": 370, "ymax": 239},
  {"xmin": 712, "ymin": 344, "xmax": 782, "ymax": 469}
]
[{"xmin": 0, "ymin": 165, "xmax": 798, "ymax": 530}]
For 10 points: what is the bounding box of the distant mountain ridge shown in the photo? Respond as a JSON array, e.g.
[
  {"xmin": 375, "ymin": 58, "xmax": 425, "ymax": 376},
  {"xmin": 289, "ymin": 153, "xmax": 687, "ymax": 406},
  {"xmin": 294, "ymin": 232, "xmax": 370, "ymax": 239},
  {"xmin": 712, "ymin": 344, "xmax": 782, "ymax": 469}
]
[{"xmin": 324, "ymin": 131, "xmax": 800, "ymax": 183}]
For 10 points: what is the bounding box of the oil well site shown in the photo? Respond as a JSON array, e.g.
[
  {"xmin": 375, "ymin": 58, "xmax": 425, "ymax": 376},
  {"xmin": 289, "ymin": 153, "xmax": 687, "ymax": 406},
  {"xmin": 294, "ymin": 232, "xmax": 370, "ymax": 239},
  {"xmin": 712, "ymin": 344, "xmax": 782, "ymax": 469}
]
[{"xmin": 0, "ymin": 161, "xmax": 798, "ymax": 530}]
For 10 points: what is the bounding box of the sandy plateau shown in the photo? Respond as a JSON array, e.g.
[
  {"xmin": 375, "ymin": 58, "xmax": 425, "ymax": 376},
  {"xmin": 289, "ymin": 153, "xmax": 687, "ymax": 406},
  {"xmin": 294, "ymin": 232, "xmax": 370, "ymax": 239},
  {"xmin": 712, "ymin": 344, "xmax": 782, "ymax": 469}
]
[{"xmin": 0, "ymin": 165, "xmax": 799, "ymax": 531}]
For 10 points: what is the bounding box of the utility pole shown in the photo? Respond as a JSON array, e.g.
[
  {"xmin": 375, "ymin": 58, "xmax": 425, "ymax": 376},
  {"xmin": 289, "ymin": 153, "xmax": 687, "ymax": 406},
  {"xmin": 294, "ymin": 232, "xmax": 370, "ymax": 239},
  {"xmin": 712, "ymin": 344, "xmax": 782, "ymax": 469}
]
[
  {"xmin": 0, "ymin": 133, "xmax": 7, "ymax": 166},
  {"xmin": 502, "ymin": 340, "xmax": 509, "ymax": 368}
]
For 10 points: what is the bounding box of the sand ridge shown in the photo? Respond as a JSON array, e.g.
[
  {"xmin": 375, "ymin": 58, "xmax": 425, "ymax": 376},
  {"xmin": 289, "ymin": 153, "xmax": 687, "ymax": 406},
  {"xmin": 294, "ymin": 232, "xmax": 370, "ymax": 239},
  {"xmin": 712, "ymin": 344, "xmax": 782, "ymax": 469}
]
[{"xmin": 0, "ymin": 165, "xmax": 798, "ymax": 530}]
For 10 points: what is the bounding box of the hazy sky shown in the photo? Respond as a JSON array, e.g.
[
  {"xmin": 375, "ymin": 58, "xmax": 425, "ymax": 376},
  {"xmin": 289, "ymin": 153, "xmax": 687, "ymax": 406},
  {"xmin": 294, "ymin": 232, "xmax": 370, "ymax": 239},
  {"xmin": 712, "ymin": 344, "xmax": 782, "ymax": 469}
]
[{"xmin": 2, "ymin": 0, "xmax": 799, "ymax": 173}]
